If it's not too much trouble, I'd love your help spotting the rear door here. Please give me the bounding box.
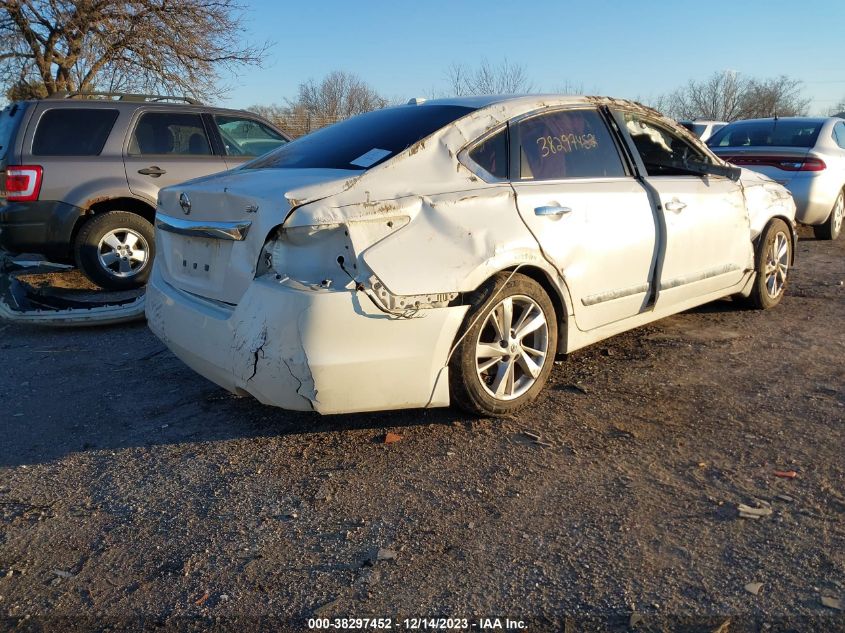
[124,110,227,205]
[509,107,659,331]
[615,111,750,308]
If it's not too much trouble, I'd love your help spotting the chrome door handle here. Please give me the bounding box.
[664,199,687,212]
[534,205,572,217]
[138,166,167,177]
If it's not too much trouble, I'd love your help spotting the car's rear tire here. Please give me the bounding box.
[813,189,843,240]
[74,211,155,290]
[450,272,558,416]
[742,218,791,310]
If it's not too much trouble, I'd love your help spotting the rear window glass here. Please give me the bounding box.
[129,112,211,155]
[468,127,508,179]
[247,105,475,171]
[33,108,118,156]
[708,120,823,148]
[0,103,26,163]
[518,109,626,180]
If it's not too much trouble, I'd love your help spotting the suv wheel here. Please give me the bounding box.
[74,211,155,290]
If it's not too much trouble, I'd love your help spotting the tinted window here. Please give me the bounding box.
[468,127,508,179]
[129,112,211,156]
[214,116,288,157]
[517,109,625,180]
[708,119,823,148]
[624,113,709,177]
[32,108,118,156]
[248,105,475,171]
[834,122,845,150]
[0,103,25,163]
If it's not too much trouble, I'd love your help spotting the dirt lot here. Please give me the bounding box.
[1,230,843,633]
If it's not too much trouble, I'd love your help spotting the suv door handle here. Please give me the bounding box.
[138,166,167,177]
[664,199,687,212]
[534,205,572,217]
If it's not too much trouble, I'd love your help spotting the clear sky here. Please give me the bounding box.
[219,0,845,114]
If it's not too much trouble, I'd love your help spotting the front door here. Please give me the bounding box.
[124,110,228,206]
[616,111,752,307]
[509,107,659,332]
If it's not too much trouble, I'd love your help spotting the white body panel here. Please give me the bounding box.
[512,177,657,331]
[146,95,797,414]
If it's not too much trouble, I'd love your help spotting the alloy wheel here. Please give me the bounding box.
[97,228,149,278]
[475,295,549,400]
[764,231,789,299]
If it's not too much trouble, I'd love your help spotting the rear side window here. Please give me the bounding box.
[833,122,845,150]
[708,120,823,148]
[32,108,118,156]
[467,127,508,179]
[517,109,626,180]
[248,105,475,171]
[129,112,212,156]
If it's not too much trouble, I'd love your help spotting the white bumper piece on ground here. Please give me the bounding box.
[146,266,469,414]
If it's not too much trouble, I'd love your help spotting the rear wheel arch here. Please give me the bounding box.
[71,197,156,248]
[465,264,571,352]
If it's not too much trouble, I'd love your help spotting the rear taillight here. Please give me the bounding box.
[724,156,826,172]
[5,165,43,201]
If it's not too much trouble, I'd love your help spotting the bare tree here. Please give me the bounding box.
[0,0,269,101]
[446,58,532,96]
[661,70,809,121]
[248,71,387,138]
[666,70,749,121]
[740,75,810,118]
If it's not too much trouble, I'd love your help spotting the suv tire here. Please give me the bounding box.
[74,211,155,290]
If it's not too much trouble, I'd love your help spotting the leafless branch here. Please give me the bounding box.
[0,0,272,101]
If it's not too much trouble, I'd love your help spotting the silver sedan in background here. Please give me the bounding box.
[708,117,845,240]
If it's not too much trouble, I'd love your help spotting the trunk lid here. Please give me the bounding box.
[711,146,812,185]
[155,167,360,304]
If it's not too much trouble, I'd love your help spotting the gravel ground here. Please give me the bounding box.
[1,229,843,633]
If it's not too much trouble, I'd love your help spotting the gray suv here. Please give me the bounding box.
[0,92,288,289]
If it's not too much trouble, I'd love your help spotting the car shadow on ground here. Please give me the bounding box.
[0,348,466,468]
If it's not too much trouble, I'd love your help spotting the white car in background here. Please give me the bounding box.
[678,119,728,142]
[708,116,845,240]
[146,96,796,416]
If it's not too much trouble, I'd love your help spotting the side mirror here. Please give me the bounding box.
[685,159,742,182]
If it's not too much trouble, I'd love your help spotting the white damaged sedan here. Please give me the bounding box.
[146,96,796,416]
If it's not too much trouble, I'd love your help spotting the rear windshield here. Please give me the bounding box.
[0,103,26,164]
[708,120,823,148]
[33,108,119,155]
[247,105,475,170]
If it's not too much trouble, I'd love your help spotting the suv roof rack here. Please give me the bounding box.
[47,91,202,105]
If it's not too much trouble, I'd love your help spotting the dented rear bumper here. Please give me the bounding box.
[146,265,468,414]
